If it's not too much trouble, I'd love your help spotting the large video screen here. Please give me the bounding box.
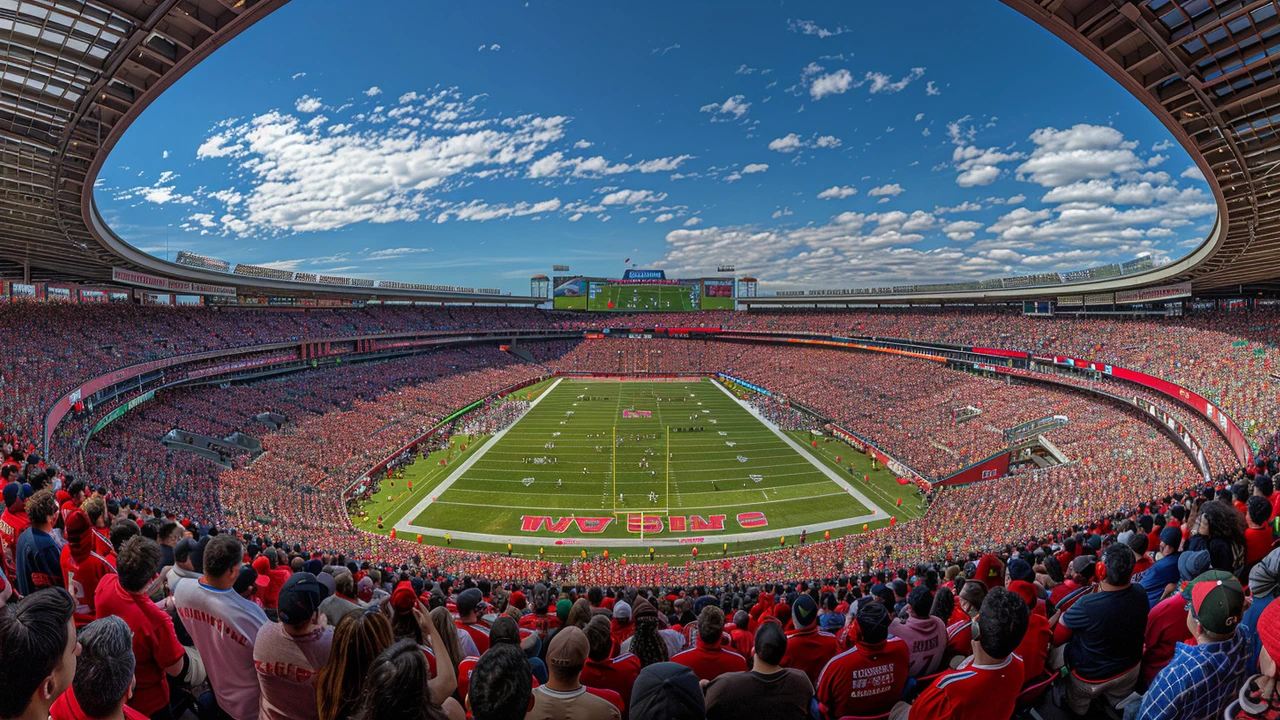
[553,271,735,311]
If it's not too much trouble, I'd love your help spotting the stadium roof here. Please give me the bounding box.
[0,0,1276,303]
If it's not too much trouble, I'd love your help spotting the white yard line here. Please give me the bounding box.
[708,378,890,520]
[393,377,564,532]
[395,376,890,547]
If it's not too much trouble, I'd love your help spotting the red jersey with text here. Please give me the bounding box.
[815,637,910,717]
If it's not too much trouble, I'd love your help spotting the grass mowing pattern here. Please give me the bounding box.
[408,378,874,541]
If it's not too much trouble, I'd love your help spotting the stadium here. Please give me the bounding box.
[1,1,1279,719]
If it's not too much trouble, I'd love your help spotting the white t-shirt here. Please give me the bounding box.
[175,580,268,720]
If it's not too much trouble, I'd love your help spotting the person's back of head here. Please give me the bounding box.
[108,520,139,554]
[116,536,161,594]
[753,621,787,666]
[975,588,1029,661]
[69,616,135,719]
[468,644,531,720]
[1249,496,1272,526]
[316,608,394,720]
[697,605,725,646]
[488,615,522,648]
[1126,532,1149,557]
[1103,543,1136,586]
[584,615,612,662]
[629,662,706,720]
[351,638,444,720]
[0,588,77,720]
[907,584,933,620]
[335,572,355,599]
[202,533,243,583]
[855,601,892,646]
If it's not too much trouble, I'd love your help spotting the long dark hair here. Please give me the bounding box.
[930,586,955,624]
[350,639,448,720]
[630,616,668,667]
[317,611,394,720]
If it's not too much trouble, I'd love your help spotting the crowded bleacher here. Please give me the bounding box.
[3,302,1280,719]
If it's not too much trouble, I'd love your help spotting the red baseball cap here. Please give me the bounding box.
[391,581,418,614]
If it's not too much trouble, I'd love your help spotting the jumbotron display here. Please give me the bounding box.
[553,270,736,311]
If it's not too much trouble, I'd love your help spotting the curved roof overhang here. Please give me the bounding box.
[749,0,1280,306]
[0,0,539,303]
[4,0,1276,306]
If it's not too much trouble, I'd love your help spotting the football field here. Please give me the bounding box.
[589,283,698,311]
[394,378,889,547]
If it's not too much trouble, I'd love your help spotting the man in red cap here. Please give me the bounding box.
[672,605,747,682]
[59,509,116,627]
[816,601,909,718]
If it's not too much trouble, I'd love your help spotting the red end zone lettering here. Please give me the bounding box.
[626,515,664,534]
[520,516,605,533]
[736,512,768,529]
[689,515,725,531]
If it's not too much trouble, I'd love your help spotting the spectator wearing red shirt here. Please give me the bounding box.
[80,496,115,560]
[816,600,909,718]
[782,593,838,685]
[727,610,754,658]
[1006,581,1052,683]
[900,587,1029,720]
[455,588,490,654]
[0,481,32,579]
[1246,496,1275,567]
[607,600,633,657]
[1140,551,1213,686]
[95,536,189,719]
[1129,534,1154,576]
[250,557,279,610]
[1049,555,1096,609]
[581,616,640,715]
[50,616,149,720]
[944,581,986,667]
[519,583,563,642]
[60,510,116,628]
[671,605,747,682]
[465,644,533,720]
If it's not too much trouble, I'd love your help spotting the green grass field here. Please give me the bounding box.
[589,284,698,311]
[370,378,924,560]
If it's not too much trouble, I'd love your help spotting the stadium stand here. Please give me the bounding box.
[4,303,1280,720]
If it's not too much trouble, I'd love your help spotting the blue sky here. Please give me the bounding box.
[97,0,1214,294]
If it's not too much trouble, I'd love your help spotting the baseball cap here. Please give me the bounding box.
[613,600,632,621]
[1,482,32,508]
[174,538,198,565]
[1008,580,1038,609]
[1159,526,1183,549]
[1259,597,1280,663]
[234,565,261,595]
[277,572,329,625]
[64,509,90,542]
[1178,550,1212,583]
[632,597,658,619]
[1181,568,1235,602]
[547,625,589,668]
[251,556,272,583]
[792,593,818,628]
[457,587,483,615]
[1188,572,1244,635]
[855,601,892,644]
[1006,558,1034,584]
[390,580,418,614]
